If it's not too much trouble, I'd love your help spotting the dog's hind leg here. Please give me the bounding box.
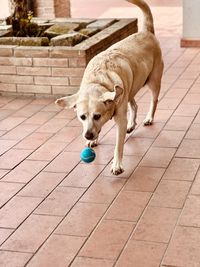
[127,98,138,133]
[143,60,164,126]
[143,85,159,126]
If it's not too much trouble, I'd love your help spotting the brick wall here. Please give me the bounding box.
[0,47,85,96]
[34,0,71,18]
[0,19,137,97]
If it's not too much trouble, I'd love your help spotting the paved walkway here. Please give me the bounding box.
[1,1,200,266]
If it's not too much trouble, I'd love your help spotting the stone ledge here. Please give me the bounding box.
[0,18,118,47]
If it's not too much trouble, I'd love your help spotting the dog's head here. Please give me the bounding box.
[55,85,123,141]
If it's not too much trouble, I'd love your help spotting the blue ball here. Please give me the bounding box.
[80,147,96,163]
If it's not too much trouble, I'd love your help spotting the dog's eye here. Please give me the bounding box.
[80,114,86,120]
[93,114,101,120]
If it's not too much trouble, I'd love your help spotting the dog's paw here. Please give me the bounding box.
[127,121,137,134]
[127,125,135,134]
[143,117,153,126]
[111,162,124,175]
[86,140,98,148]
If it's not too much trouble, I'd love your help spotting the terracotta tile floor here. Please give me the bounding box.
[1,1,200,266]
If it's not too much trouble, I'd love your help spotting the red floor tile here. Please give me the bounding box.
[0,251,32,267]
[124,137,153,156]
[80,176,126,204]
[1,214,61,253]
[0,149,33,169]
[0,196,42,228]
[0,228,13,245]
[25,111,57,125]
[134,123,164,139]
[71,257,114,267]
[79,219,134,260]
[36,118,69,133]
[124,166,165,192]
[185,123,200,139]
[158,97,181,110]
[18,172,66,198]
[174,103,199,116]
[12,104,44,118]
[0,130,7,137]
[190,169,200,195]
[34,186,85,216]
[163,157,200,181]
[30,98,53,106]
[116,240,166,267]
[0,96,16,106]
[14,132,53,150]
[1,160,47,183]
[44,151,80,173]
[162,226,200,267]
[64,135,85,152]
[164,88,187,99]
[133,206,180,243]
[183,93,200,105]
[150,180,191,208]
[1,123,39,140]
[179,195,200,228]
[154,109,173,123]
[41,102,62,112]
[54,109,76,120]
[0,169,8,179]
[153,129,185,148]
[1,98,33,110]
[55,202,108,236]
[28,141,67,161]
[176,139,200,158]
[173,79,194,89]
[105,190,151,222]
[0,181,24,207]
[49,126,82,143]
[0,139,18,155]
[26,234,85,267]
[60,164,105,188]
[0,116,26,131]
[140,147,176,168]
[164,115,193,131]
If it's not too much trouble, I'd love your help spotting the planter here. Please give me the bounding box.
[0,18,137,97]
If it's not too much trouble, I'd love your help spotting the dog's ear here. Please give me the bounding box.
[101,85,123,104]
[113,85,123,103]
[55,94,78,109]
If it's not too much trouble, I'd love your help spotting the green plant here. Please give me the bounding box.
[7,0,40,37]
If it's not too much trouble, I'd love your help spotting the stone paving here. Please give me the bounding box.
[0,0,200,266]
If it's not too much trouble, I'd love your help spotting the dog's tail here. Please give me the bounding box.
[126,0,154,34]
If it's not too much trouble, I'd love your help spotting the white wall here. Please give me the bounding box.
[183,0,200,39]
[0,0,10,19]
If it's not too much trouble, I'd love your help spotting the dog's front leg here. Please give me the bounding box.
[111,112,127,175]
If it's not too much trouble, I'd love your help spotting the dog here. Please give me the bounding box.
[55,0,164,175]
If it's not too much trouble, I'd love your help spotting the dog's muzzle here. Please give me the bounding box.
[84,130,95,140]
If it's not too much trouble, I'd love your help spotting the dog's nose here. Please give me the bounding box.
[85,131,94,140]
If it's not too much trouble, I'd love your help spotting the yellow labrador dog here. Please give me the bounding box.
[56,0,164,175]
